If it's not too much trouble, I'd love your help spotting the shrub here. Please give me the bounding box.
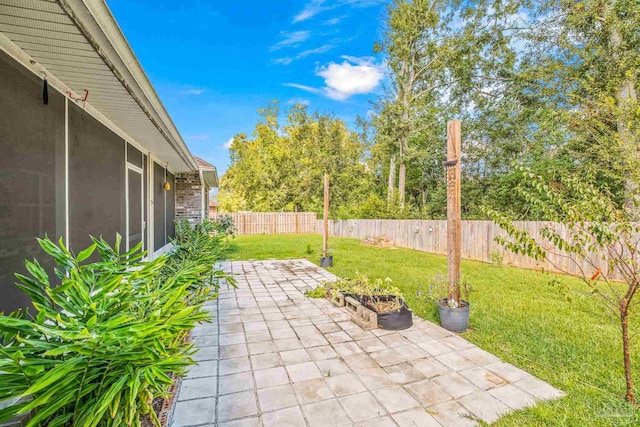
[0,231,231,426]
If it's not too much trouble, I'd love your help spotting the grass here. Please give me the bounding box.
[228,234,640,426]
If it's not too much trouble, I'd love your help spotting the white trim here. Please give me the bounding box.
[147,153,154,257]
[153,242,174,258]
[199,170,206,223]
[125,164,144,253]
[164,167,167,245]
[64,96,69,247]
[125,141,129,252]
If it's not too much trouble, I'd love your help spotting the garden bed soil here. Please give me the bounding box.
[140,397,164,427]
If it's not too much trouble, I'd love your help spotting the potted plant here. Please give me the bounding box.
[420,273,472,333]
[320,248,333,267]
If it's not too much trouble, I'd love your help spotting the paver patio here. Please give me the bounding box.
[169,259,564,427]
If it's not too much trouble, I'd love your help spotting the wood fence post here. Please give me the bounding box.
[323,173,329,257]
[446,120,462,303]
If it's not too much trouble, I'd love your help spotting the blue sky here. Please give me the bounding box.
[107,0,389,176]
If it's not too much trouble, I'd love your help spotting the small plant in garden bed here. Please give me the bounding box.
[0,225,233,426]
[323,274,412,330]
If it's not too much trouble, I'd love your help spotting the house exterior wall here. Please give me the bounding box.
[0,52,181,314]
[176,172,207,224]
[0,52,64,314]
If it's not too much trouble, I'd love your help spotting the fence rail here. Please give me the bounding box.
[217,214,625,280]
[315,219,624,280]
[214,212,317,235]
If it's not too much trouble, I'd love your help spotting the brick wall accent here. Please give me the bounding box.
[175,172,205,224]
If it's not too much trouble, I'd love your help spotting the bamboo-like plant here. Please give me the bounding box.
[0,233,225,426]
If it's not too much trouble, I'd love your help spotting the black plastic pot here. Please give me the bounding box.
[365,295,413,330]
[320,256,333,267]
[437,298,470,333]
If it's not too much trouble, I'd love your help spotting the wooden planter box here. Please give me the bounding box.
[329,291,345,308]
[344,295,378,330]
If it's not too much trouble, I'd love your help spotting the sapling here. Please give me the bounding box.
[488,167,640,404]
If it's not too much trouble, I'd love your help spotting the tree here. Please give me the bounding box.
[219,103,374,215]
[375,0,448,208]
[489,167,640,404]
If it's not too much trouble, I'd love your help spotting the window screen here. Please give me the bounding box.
[153,162,166,251]
[127,143,143,168]
[0,54,64,313]
[166,172,175,241]
[69,103,126,256]
[127,169,143,251]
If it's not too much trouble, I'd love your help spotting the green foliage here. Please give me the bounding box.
[210,214,236,238]
[0,227,233,426]
[303,286,327,299]
[417,272,472,308]
[487,166,640,403]
[328,274,404,312]
[219,103,375,216]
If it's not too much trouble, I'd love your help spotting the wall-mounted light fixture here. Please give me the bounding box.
[163,182,171,191]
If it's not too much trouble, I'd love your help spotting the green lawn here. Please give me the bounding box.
[228,234,640,426]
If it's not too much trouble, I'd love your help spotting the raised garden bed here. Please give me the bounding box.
[326,289,412,331]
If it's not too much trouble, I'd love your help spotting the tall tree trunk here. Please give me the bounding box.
[387,155,397,203]
[398,105,410,208]
[398,161,406,208]
[611,24,639,216]
[621,302,636,404]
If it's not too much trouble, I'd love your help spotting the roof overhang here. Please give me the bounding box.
[200,167,219,189]
[0,0,198,172]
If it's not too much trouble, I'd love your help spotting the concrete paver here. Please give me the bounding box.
[170,259,564,426]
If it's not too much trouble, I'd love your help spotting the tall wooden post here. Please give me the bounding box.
[323,173,329,257]
[446,120,462,304]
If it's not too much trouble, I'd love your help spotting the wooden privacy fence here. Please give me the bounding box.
[315,219,626,280]
[214,212,317,235]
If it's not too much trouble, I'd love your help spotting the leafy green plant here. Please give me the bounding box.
[418,273,472,309]
[487,167,640,404]
[303,286,327,299]
[328,274,404,313]
[0,228,233,426]
[490,250,504,266]
[304,244,314,256]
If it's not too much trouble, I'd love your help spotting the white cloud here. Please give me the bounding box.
[222,138,234,150]
[316,56,383,100]
[274,57,294,65]
[323,17,342,25]
[284,56,383,101]
[283,83,323,95]
[270,31,310,51]
[180,88,204,95]
[298,44,334,59]
[274,44,335,66]
[286,97,311,106]
[293,0,326,23]
[187,135,209,140]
